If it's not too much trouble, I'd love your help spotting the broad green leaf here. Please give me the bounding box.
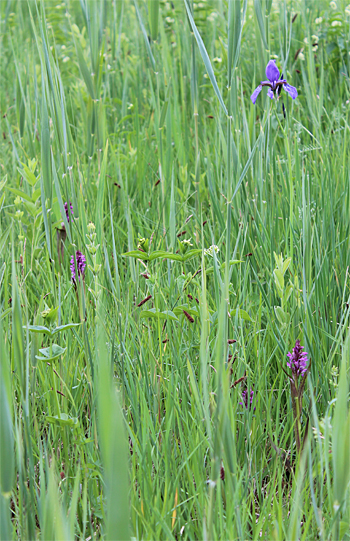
[140,309,178,321]
[282,257,292,275]
[45,413,78,428]
[339,522,350,541]
[51,323,82,336]
[274,306,287,326]
[23,325,52,336]
[18,163,38,187]
[35,344,66,362]
[182,249,202,262]
[149,251,182,262]
[230,309,253,322]
[23,201,38,217]
[122,250,149,260]
[32,188,41,202]
[173,305,198,317]
[206,260,243,275]
[284,284,293,304]
[7,187,33,203]
[273,269,284,294]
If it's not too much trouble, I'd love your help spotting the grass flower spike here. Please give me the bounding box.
[251,60,298,104]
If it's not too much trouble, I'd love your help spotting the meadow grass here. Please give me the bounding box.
[0,0,350,539]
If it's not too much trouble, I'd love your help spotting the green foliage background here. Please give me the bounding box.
[0,0,349,539]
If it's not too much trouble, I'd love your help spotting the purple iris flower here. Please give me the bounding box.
[70,250,86,282]
[251,60,298,104]
[287,340,308,377]
[64,201,74,223]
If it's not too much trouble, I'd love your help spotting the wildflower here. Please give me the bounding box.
[177,238,193,256]
[137,237,149,252]
[240,389,255,410]
[204,245,219,257]
[70,250,86,282]
[287,339,308,377]
[64,201,73,222]
[251,60,298,104]
[286,340,310,454]
[315,17,323,24]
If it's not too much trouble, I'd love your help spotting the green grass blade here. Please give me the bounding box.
[184,0,228,116]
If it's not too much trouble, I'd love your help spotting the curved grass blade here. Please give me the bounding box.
[184,0,228,116]
[134,0,155,70]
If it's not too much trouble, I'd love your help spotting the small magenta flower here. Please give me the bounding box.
[251,60,298,104]
[64,201,74,223]
[70,251,86,282]
[240,389,255,411]
[287,340,308,377]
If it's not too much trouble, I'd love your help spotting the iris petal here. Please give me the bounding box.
[283,83,298,99]
[267,88,274,99]
[251,85,262,104]
[266,60,280,83]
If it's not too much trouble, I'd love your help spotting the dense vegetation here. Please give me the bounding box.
[0,0,350,539]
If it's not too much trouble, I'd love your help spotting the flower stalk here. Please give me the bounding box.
[287,340,310,455]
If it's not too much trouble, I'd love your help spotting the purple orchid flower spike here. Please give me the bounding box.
[287,340,308,378]
[251,60,298,104]
[70,250,86,282]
